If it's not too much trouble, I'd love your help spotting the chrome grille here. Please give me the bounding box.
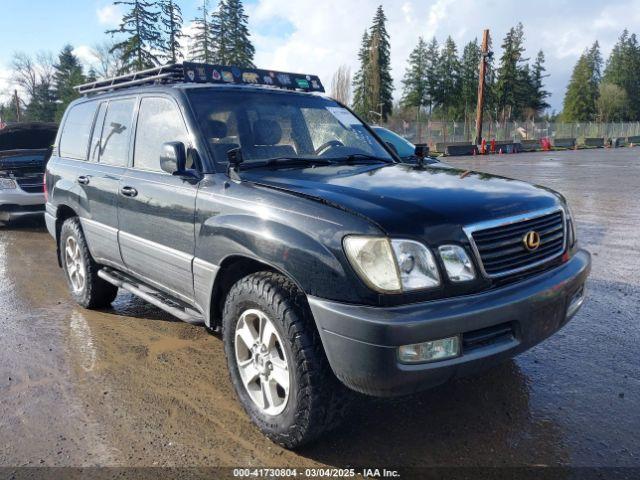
[468,209,566,278]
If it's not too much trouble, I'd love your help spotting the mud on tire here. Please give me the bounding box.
[222,271,350,449]
[59,217,118,309]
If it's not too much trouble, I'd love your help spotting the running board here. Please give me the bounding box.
[98,268,205,325]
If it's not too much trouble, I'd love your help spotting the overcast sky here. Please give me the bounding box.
[1,0,639,112]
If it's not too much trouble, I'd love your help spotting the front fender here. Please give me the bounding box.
[196,213,368,301]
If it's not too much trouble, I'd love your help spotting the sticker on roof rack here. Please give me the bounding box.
[182,62,325,93]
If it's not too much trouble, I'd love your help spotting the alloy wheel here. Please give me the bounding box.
[234,309,290,416]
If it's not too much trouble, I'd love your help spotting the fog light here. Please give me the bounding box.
[398,336,460,364]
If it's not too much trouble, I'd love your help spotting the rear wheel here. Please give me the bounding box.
[59,217,118,308]
[222,271,350,449]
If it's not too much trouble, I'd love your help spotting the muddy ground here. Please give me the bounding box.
[0,148,638,471]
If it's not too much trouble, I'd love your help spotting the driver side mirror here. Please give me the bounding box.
[414,144,429,159]
[160,141,187,175]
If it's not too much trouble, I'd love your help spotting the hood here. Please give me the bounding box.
[243,163,563,237]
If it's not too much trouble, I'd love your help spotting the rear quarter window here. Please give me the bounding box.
[59,102,98,160]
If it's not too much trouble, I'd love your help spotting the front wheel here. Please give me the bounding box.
[222,271,349,449]
[59,217,118,309]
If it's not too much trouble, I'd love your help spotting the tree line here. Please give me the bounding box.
[351,13,550,126]
[2,1,640,128]
[563,30,640,122]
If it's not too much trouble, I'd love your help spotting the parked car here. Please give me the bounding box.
[45,63,590,449]
[371,125,442,165]
[0,122,57,224]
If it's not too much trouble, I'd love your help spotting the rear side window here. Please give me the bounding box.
[59,102,98,160]
[134,97,189,171]
[99,98,136,166]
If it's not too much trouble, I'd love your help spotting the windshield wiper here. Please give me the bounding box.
[337,153,394,164]
[242,156,335,170]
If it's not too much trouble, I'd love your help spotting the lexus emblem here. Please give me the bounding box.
[523,231,541,251]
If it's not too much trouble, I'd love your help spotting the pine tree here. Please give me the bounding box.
[352,30,372,118]
[365,5,393,122]
[160,0,184,64]
[86,67,98,83]
[530,50,550,116]
[603,30,640,120]
[107,0,161,72]
[424,37,440,115]
[401,37,429,110]
[53,45,85,121]
[562,51,598,121]
[210,0,255,67]
[190,0,214,63]
[495,23,526,121]
[459,39,481,124]
[25,83,57,122]
[434,36,461,121]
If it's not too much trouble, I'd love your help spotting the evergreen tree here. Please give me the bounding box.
[52,45,85,122]
[530,50,550,115]
[434,36,460,121]
[495,23,526,121]
[459,39,481,123]
[107,0,161,72]
[603,30,640,120]
[424,37,440,115]
[352,6,393,122]
[160,0,184,64]
[25,83,57,122]
[190,0,214,63]
[86,67,98,83]
[401,37,429,110]
[562,50,598,121]
[367,5,393,122]
[211,0,255,67]
[352,30,372,118]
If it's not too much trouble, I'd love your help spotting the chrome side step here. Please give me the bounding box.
[98,268,205,325]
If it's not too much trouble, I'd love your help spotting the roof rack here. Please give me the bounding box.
[74,62,325,95]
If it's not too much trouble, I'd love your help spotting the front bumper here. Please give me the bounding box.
[0,190,45,221]
[309,249,591,397]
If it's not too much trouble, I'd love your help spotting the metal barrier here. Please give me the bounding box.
[584,137,605,147]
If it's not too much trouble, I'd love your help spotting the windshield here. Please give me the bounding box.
[187,89,393,168]
[372,127,415,158]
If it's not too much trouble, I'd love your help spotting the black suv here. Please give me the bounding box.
[45,63,590,448]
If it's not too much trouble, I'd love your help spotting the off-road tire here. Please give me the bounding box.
[59,217,118,309]
[222,271,350,449]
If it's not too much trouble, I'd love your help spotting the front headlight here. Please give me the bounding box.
[343,236,440,293]
[0,178,17,190]
[438,245,476,282]
[343,236,401,292]
[390,239,440,290]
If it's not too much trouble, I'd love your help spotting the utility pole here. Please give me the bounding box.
[13,90,21,122]
[474,29,490,146]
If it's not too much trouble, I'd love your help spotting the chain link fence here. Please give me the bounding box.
[382,118,640,145]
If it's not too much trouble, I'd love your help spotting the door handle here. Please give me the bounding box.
[77,175,90,185]
[120,186,138,197]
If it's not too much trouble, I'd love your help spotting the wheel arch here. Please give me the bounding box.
[208,254,306,331]
[54,204,80,267]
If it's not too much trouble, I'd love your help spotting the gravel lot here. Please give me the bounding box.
[0,148,638,474]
